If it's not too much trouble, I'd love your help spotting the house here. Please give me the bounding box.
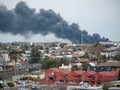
[40,68,70,84]
[90,61,120,72]
[40,67,119,86]
[101,47,118,58]
[0,50,10,61]
[82,71,101,86]
[100,41,120,48]
[99,71,118,84]
[98,61,120,72]
[40,68,61,84]
[7,62,21,70]
[59,63,72,71]
[56,69,70,84]
[68,70,85,85]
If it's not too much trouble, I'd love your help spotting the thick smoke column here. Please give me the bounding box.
[0,1,108,43]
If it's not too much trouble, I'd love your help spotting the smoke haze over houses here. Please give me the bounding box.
[0,0,120,43]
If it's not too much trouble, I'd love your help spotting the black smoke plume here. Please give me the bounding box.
[0,1,109,43]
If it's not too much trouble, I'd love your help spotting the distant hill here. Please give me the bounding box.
[0,1,109,43]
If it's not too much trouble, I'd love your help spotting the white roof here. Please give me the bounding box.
[89,62,96,66]
[59,64,72,69]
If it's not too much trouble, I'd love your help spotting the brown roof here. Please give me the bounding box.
[98,61,120,67]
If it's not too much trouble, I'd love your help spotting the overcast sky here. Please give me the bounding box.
[0,0,120,42]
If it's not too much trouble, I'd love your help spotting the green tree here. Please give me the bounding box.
[0,83,3,89]
[47,59,59,68]
[40,59,47,69]
[81,52,89,58]
[71,65,79,71]
[45,47,49,53]
[114,54,120,61]
[0,77,2,80]
[20,76,32,80]
[20,44,29,53]
[9,50,21,61]
[9,50,21,75]
[59,43,67,48]
[7,82,15,90]
[31,45,41,63]
[102,84,108,90]
[59,58,69,65]
[40,59,60,69]
[118,71,120,80]
[39,46,44,50]
[82,63,90,71]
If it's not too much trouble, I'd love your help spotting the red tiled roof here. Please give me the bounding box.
[99,71,117,76]
[74,70,85,75]
[85,71,96,75]
[49,68,60,72]
[59,70,70,74]
[68,76,76,81]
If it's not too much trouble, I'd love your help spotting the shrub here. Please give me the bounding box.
[102,84,108,90]
[7,82,15,87]
[118,71,120,80]
[0,83,3,89]
[20,76,32,80]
